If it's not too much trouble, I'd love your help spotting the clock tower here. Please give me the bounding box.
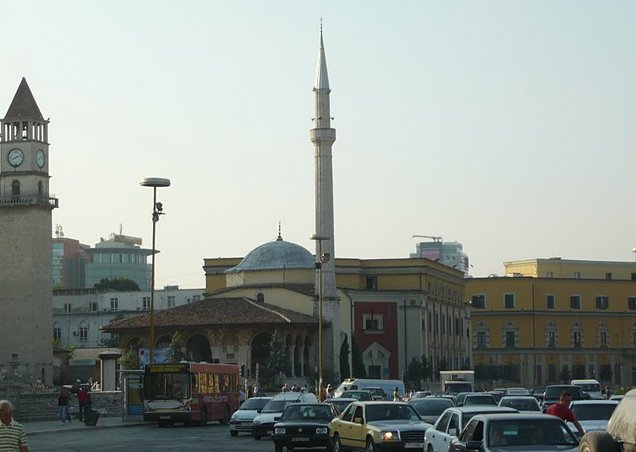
[0,78,58,384]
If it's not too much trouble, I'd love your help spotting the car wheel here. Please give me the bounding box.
[199,408,207,426]
[579,431,619,452]
[332,434,342,452]
[230,430,238,437]
[274,442,283,452]
[254,435,261,440]
[365,436,376,452]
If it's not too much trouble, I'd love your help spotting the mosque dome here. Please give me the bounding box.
[226,235,315,273]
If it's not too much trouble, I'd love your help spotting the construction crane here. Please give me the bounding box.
[412,234,442,243]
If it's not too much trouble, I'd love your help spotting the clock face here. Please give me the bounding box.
[36,149,46,168]
[8,148,24,167]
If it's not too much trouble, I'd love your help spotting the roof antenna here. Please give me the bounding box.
[277,221,283,241]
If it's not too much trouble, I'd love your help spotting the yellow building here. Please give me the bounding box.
[467,258,636,389]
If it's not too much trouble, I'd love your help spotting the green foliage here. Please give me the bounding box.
[351,335,366,378]
[99,334,119,348]
[267,330,290,375]
[118,349,141,369]
[438,357,449,372]
[339,334,351,379]
[94,277,140,291]
[421,355,433,381]
[405,357,423,390]
[168,331,186,362]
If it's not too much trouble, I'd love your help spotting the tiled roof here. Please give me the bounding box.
[5,77,44,120]
[102,297,318,332]
[206,283,315,298]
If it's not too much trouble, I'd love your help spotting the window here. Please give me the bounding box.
[631,273,636,281]
[110,298,118,311]
[11,180,20,196]
[64,303,72,314]
[167,296,175,308]
[471,294,485,309]
[545,321,558,348]
[363,313,383,331]
[366,276,378,290]
[574,272,581,279]
[53,327,61,341]
[505,331,516,348]
[38,181,43,195]
[79,325,88,342]
[605,272,613,280]
[599,331,608,349]
[90,302,98,312]
[477,331,486,348]
[143,297,150,310]
[629,297,636,311]
[570,295,581,310]
[192,295,201,302]
[548,331,556,348]
[596,296,609,310]
[547,271,554,278]
[546,294,555,309]
[504,293,515,309]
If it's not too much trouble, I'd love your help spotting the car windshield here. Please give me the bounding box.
[347,391,371,401]
[576,383,601,393]
[545,386,582,399]
[487,419,578,447]
[499,398,540,411]
[463,395,496,406]
[365,404,421,422]
[409,399,453,416]
[239,398,269,411]
[282,405,334,421]
[571,403,617,421]
[262,400,292,413]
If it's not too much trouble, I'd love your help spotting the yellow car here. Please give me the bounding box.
[328,401,432,451]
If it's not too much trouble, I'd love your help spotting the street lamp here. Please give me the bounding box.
[310,233,330,401]
[140,177,171,365]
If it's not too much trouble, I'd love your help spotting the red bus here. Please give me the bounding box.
[143,362,240,426]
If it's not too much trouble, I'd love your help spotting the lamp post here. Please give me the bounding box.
[310,233,329,401]
[140,177,170,365]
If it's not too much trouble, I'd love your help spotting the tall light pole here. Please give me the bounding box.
[140,177,170,365]
[310,233,329,400]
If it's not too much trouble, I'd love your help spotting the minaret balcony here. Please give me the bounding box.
[0,194,58,208]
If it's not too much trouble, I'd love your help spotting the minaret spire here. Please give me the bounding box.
[310,25,340,378]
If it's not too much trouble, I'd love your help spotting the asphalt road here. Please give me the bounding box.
[27,423,300,452]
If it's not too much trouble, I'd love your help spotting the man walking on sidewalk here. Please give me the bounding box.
[0,400,29,452]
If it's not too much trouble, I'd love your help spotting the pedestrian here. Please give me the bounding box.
[545,391,584,436]
[57,386,72,425]
[604,386,611,400]
[393,387,400,401]
[247,385,253,399]
[0,400,29,452]
[78,386,91,422]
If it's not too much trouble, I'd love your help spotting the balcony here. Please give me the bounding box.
[0,194,58,208]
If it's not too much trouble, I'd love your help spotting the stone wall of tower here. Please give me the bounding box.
[0,207,53,384]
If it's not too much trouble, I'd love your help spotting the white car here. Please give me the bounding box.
[568,399,618,435]
[498,396,541,413]
[424,405,518,452]
[229,396,272,436]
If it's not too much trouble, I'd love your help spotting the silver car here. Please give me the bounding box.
[567,399,618,435]
[229,396,272,436]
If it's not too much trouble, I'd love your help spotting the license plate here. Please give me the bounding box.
[159,416,171,420]
[292,437,310,442]
[405,443,424,448]
[241,422,251,426]
[267,430,273,435]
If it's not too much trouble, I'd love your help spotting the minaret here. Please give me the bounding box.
[310,28,341,377]
[0,78,58,384]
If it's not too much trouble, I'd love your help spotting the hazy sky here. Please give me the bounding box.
[2,1,635,289]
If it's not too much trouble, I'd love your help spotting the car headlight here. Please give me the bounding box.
[274,427,286,435]
[316,427,328,434]
[381,431,399,441]
[253,420,261,425]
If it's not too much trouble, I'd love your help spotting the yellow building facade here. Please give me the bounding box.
[467,259,636,389]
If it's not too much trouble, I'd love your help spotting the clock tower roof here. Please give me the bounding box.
[4,77,44,120]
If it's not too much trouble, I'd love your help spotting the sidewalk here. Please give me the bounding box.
[22,416,147,436]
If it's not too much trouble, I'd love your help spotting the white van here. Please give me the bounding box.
[333,378,405,400]
[571,379,603,400]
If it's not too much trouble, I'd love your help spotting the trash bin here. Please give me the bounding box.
[84,409,100,426]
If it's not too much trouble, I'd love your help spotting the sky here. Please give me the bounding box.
[1,1,635,289]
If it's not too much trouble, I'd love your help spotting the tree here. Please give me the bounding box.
[118,349,140,369]
[405,357,423,390]
[339,334,351,379]
[94,277,140,291]
[421,355,433,381]
[351,335,366,378]
[99,333,119,348]
[168,331,186,362]
[267,330,290,376]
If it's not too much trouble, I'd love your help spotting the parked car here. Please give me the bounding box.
[229,396,272,436]
[541,384,584,411]
[462,393,497,407]
[424,406,518,452]
[329,401,431,451]
[448,413,579,451]
[498,395,541,413]
[252,391,318,440]
[271,403,338,452]
[578,389,636,452]
[567,400,618,435]
[408,397,455,424]
[324,397,356,414]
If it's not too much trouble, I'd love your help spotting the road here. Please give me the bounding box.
[27,423,307,452]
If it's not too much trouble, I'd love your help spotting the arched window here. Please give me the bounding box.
[11,180,20,196]
[502,321,518,348]
[256,292,265,303]
[474,321,490,349]
[597,323,609,349]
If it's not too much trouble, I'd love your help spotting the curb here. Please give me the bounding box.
[27,421,147,436]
